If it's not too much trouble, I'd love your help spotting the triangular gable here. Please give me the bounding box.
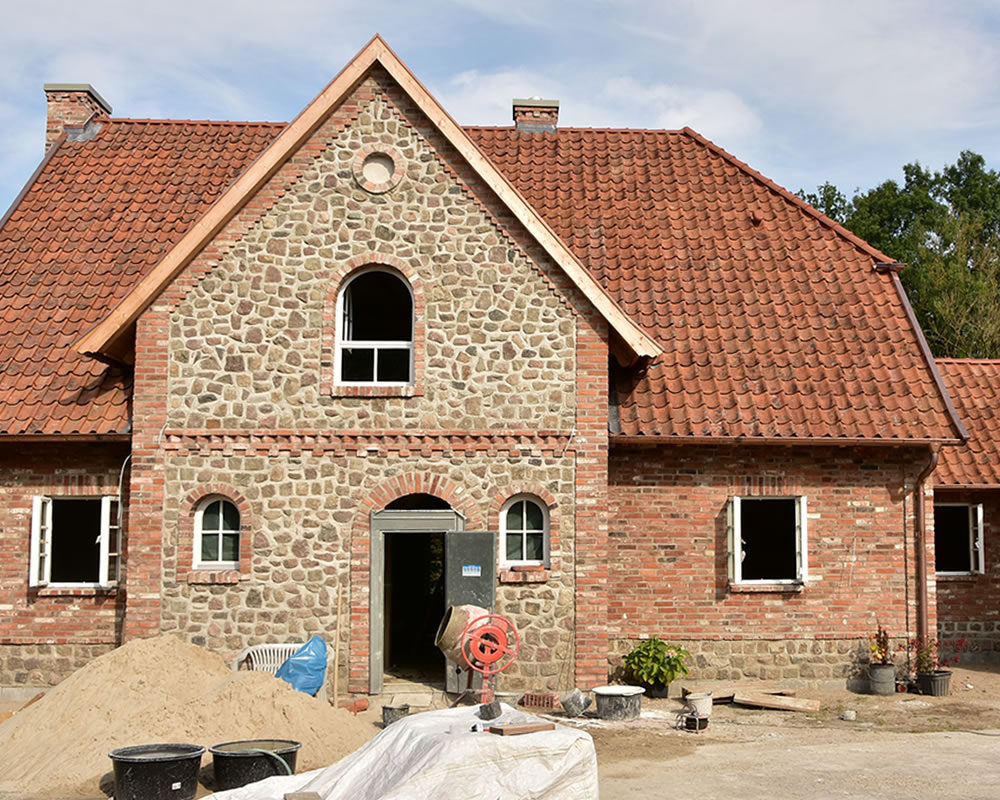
[74,35,661,365]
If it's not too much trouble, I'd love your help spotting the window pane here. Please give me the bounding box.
[506,534,523,561]
[935,505,972,572]
[201,533,219,562]
[203,500,220,532]
[221,501,240,532]
[344,272,412,341]
[377,348,410,383]
[49,499,102,583]
[526,533,544,561]
[507,502,523,531]
[341,348,375,382]
[525,501,544,531]
[221,533,240,563]
[739,498,797,580]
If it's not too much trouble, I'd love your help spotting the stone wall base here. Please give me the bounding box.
[610,637,867,685]
[0,643,117,688]
[938,621,1000,663]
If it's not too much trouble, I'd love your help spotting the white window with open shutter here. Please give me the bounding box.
[29,496,120,588]
[974,503,985,574]
[728,495,808,585]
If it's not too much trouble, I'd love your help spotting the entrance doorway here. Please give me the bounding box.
[383,530,445,681]
[369,503,464,694]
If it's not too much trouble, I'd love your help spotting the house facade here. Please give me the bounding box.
[0,37,990,694]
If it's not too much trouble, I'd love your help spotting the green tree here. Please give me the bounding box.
[798,151,1000,358]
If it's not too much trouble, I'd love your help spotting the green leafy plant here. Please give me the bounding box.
[622,638,690,689]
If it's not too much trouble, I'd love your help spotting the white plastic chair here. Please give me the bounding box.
[232,642,328,701]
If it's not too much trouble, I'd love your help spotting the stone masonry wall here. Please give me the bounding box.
[608,443,932,683]
[0,442,127,685]
[934,489,1000,662]
[124,69,605,693]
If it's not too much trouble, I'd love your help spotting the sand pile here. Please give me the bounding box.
[0,635,375,798]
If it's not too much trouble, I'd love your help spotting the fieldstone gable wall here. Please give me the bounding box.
[131,68,602,693]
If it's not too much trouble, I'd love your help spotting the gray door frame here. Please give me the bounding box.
[369,509,465,694]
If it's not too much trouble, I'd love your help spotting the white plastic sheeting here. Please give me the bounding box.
[205,704,599,800]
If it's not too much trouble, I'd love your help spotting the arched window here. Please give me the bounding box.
[501,495,549,566]
[195,498,240,568]
[336,269,413,385]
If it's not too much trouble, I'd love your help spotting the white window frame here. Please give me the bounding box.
[500,495,550,568]
[193,497,241,570]
[29,496,120,588]
[935,503,985,576]
[335,267,414,387]
[727,495,808,585]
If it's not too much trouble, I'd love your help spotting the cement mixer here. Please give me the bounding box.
[435,604,520,702]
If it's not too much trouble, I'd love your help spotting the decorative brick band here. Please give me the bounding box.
[161,429,573,458]
[177,484,253,584]
[320,254,426,398]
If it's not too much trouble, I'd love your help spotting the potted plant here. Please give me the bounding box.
[622,637,690,698]
[867,625,896,695]
[907,637,965,696]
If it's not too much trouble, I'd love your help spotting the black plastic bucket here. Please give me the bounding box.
[108,743,205,800]
[210,738,301,791]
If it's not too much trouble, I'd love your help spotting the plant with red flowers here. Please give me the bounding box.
[907,636,967,674]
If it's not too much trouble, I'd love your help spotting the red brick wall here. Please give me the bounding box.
[0,442,127,683]
[934,488,1000,660]
[608,443,930,676]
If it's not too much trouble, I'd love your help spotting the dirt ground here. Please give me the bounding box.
[3,664,1000,799]
[585,663,1000,799]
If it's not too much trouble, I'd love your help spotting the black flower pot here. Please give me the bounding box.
[916,670,952,696]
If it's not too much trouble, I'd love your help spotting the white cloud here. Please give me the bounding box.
[601,77,761,141]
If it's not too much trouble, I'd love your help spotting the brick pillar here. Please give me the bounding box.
[122,309,169,640]
[573,312,611,689]
[43,84,111,151]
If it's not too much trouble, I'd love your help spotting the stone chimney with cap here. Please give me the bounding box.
[43,84,112,152]
[512,97,559,133]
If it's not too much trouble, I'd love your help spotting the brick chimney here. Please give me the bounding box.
[43,84,112,151]
[513,98,559,133]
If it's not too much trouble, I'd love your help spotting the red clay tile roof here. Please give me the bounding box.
[467,126,962,442]
[935,360,1000,486]
[1,115,963,442]
[0,118,282,434]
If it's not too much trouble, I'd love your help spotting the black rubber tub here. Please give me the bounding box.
[210,738,301,791]
[108,743,205,800]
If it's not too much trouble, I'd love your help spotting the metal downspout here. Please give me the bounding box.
[915,449,939,641]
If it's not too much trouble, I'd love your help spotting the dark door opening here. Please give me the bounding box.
[384,531,445,681]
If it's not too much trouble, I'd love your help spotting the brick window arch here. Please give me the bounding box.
[179,485,252,584]
[322,254,425,398]
[491,484,559,582]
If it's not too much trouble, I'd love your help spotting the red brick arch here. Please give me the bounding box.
[347,472,485,693]
[490,483,561,572]
[178,484,253,584]
[321,254,426,397]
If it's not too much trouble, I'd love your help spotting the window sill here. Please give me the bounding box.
[729,582,804,594]
[499,568,551,584]
[185,570,245,585]
[936,572,980,580]
[34,586,118,597]
[331,385,423,398]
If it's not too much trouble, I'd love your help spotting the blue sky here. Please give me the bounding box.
[2,0,1000,214]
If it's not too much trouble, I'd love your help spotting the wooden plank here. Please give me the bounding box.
[488,722,556,736]
[681,684,796,704]
[733,692,820,713]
